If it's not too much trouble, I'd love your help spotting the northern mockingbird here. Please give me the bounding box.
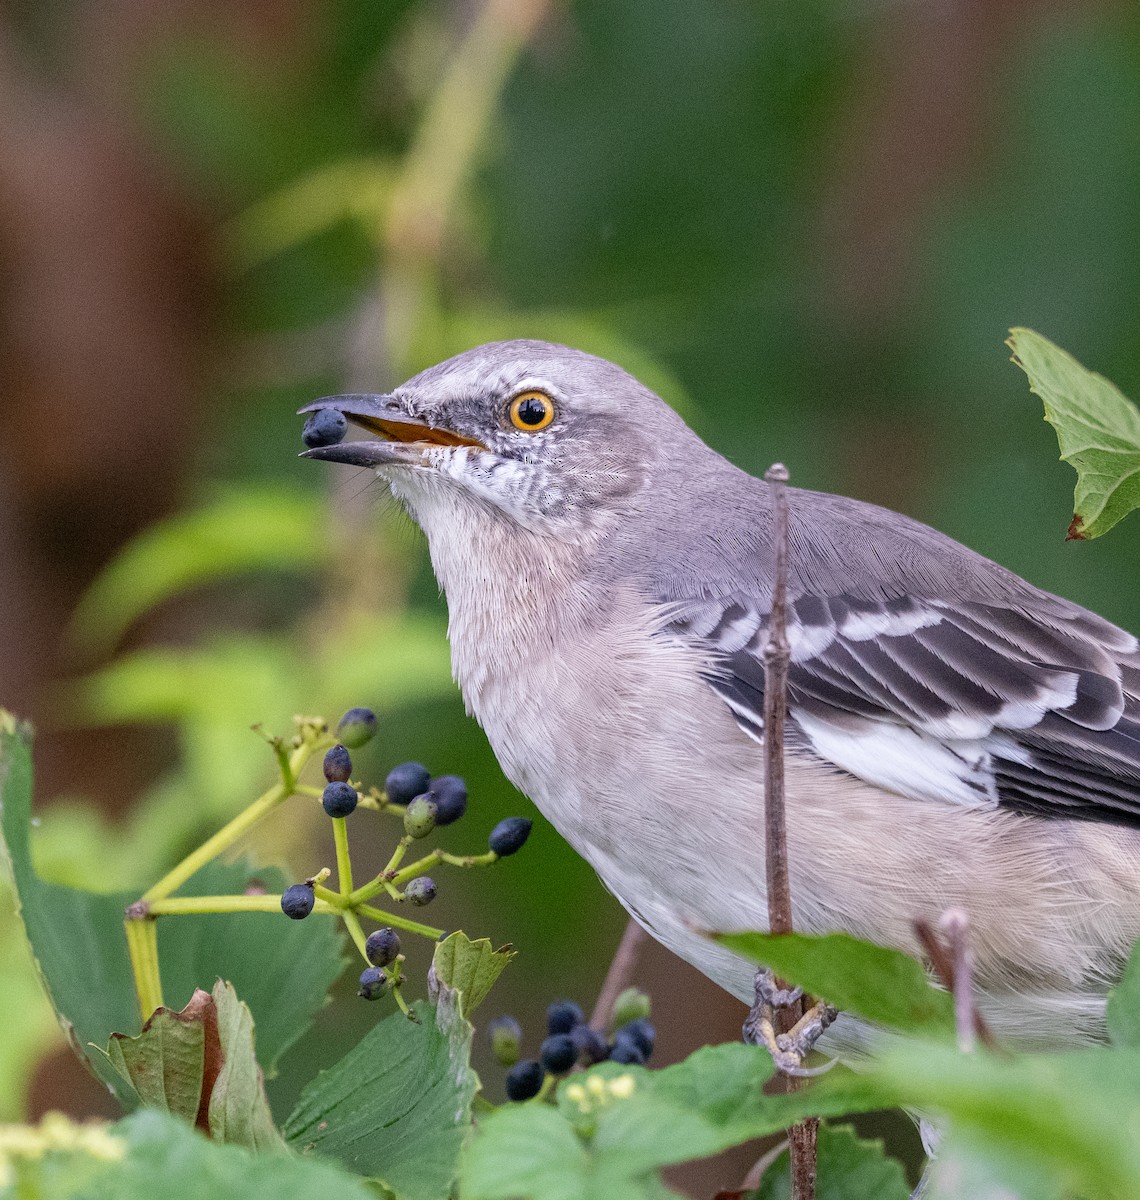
[301,340,1140,1052]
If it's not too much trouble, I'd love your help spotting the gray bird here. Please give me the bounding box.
[301,339,1140,1053]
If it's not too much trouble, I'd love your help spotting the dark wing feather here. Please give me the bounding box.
[665,590,1140,827]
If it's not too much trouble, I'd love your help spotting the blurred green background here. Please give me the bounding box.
[1,0,1139,1190]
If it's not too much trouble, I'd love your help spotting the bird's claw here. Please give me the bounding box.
[743,968,838,1075]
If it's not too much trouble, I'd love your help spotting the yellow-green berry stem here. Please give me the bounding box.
[146,894,341,917]
[342,909,370,962]
[313,883,347,909]
[356,902,444,940]
[124,915,163,1019]
[139,738,324,905]
[333,817,353,895]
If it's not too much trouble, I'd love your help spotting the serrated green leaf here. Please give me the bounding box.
[0,713,344,1101]
[101,981,283,1151]
[714,930,954,1035]
[4,1108,376,1200]
[284,991,478,1200]
[1008,327,1140,539]
[66,487,330,658]
[461,1043,888,1200]
[432,932,515,1016]
[754,1123,910,1200]
[207,981,284,1150]
[1107,938,1140,1048]
[104,991,211,1122]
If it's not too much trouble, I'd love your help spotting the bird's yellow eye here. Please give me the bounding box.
[509,390,555,431]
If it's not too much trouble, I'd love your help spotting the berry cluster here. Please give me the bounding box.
[124,705,535,1024]
[490,988,656,1102]
[273,706,534,1010]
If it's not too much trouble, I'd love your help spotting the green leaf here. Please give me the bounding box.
[868,1041,1140,1199]
[432,932,515,1017]
[754,1123,910,1200]
[66,487,330,658]
[460,1104,597,1200]
[104,991,211,1121]
[1107,938,1140,1048]
[1008,327,1140,539]
[284,991,479,1200]
[461,1043,888,1200]
[924,1132,1064,1200]
[102,982,283,1150]
[0,714,344,1100]
[5,1108,376,1200]
[207,981,283,1149]
[714,930,954,1035]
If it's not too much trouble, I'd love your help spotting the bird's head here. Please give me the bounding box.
[299,340,690,541]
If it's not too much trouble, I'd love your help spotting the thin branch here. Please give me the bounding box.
[762,463,793,939]
[913,912,998,1052]
[761,463,817,1200]
[589,917,649,1032]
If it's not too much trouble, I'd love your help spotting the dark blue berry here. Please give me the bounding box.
[489,817,532,857]
[322,781,358,817]
[488,1015,523,1067]
[336,707,377,749]
[358,966,389,1000]
[609,1031,647,1065]
[546,1000,584,1036]
[404,795,438,839]
[429,775,467,825]
[385,762,431,806]
[280,883,314,919]
[504,1059,544,1102]
[365,927,400,967]
[540,1033,578,1075]
[571,1023,609,1065]
[620,1018,655,1059]
[323,744,352,783]
[405,877,437,906]
[302,409,347,449]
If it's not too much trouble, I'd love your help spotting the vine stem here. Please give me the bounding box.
[342,908,369,961]
[146,894,341,916]
[139,737,323,905]
[124,917,163,1017]
[356,902,444,941]
[762,464,818,1200]
[125,732,328,1020]
[333,817,354,895]
[589,918,649,1033]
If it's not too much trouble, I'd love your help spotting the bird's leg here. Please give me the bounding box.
[743,968,838,1075]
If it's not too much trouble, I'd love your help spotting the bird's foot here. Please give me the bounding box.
[743,968,838,1076]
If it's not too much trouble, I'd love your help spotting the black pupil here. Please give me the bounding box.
[517,396,548,426]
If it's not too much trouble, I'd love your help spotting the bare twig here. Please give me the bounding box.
[913,911,997,1052]
[939,908,976,1053]
[589,917,649,1032]
[762,463,793,941]
[760,463,818,1200]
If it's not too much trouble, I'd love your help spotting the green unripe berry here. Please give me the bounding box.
[403,795,438,839]
[612,986,652,1029]
[488,1014,523,1067]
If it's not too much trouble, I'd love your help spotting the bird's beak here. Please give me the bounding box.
[297,393,484,468]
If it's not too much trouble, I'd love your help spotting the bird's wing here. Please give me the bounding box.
[664,589,1140,825]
